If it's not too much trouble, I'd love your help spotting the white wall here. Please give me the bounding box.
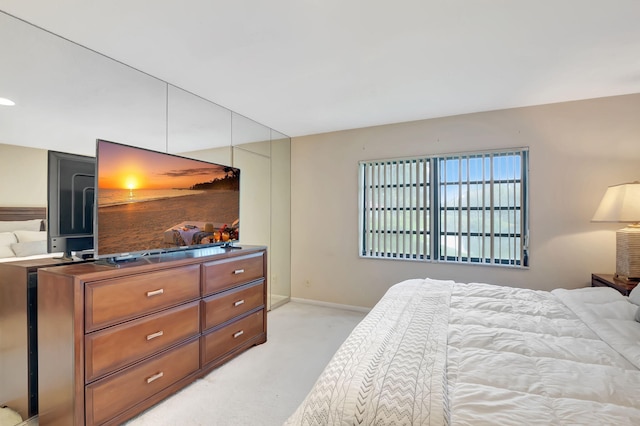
[0,143,48,206]
[291,93,640,308]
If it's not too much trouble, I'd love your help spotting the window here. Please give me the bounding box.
[359,148,529,267]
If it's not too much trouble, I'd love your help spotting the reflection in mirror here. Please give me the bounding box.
[0,12,167,157]
[0,12,293,304]
[270,130,292,308]
[234,145,271,256]
[0,143,48,206]
[231,111,273,306]
[231,112,270,156]
[167,85,232,155]
[178,145,233,168]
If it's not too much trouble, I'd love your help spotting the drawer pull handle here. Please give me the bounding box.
[233,330,244,338]
[146,371,164,384]
[234,299,245,307]
[146,330,164,340]
[233,269,245,275]
[146,289,164,297]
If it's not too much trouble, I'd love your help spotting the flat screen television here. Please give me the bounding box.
[94,139,240,261]
[47,150,96,260]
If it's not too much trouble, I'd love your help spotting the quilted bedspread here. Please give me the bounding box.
[285,279,640,425]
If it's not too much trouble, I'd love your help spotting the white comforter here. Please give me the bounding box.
[285,279,640,425]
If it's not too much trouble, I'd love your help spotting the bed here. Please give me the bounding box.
[285,278,640,425]
[0,207,60,262]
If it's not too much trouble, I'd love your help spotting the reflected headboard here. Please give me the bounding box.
[0,207,46,230]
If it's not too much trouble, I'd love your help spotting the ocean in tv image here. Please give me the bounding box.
[96,140,240,258]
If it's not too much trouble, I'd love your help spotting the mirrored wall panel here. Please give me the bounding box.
[0,12,167,157]
[232,111,271,156]
[270,130,292,308]
[1,16,292,423]
[167,84,232,154]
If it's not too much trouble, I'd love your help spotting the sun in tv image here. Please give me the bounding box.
[96,140,239,257]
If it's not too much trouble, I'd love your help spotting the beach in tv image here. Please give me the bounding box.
[96,140,239,258]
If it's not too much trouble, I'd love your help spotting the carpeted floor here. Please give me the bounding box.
[123,301,367,426]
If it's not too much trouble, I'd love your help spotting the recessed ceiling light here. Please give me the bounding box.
[0,97,16,106]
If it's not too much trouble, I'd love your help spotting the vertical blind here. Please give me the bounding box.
[359,148,529,267]
[360,158,430,260]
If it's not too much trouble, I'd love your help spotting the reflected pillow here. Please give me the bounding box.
[11,240,47,257]
[14,230,46,242]
[0,232,17,258]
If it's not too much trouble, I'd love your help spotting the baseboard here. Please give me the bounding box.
[290,297,371,313]
[269,296,291,311]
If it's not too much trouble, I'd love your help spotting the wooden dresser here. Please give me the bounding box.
[37,246,267,426]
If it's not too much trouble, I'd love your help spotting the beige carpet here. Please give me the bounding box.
[124,301,367,426]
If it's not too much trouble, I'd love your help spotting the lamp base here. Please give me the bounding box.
[616,224,640,282]
[613,273,640,283]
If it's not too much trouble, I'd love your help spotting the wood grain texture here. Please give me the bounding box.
[38,246,267,425]
[0,207,46,221]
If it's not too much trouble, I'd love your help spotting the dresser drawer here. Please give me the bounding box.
[202,280,264,331]
[85,339,199,426]
[85,264,200,331]
[202,310,264,366]
[202,252,264,296]
[85,301,200,382]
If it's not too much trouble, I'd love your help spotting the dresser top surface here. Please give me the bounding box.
[38,245,266,279]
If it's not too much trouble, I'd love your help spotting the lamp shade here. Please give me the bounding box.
[591,181,640,223]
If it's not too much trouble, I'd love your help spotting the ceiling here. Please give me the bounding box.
[1,0,640,138]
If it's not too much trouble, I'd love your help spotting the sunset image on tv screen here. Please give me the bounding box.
[96,140,240,258]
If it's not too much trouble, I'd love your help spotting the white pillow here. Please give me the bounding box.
[0,232,18,258]
[629,284,640,306]
[0,407,22,425]
[11,240,48,257]
[0,219,43,232]
[14,230,47,243]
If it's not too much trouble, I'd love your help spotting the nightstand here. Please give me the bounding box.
[591,273,638,296]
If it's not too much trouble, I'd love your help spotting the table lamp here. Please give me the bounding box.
[592,181,640,282]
